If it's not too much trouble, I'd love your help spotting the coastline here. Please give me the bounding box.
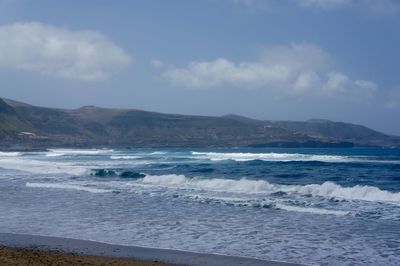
[0,233,301,266]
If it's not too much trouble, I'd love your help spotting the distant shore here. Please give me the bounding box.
[0,233,300,266]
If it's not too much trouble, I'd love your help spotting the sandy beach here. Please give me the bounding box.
[0,246,169,266]
[0,233,299,266]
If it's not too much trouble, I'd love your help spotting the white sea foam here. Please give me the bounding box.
[0,157,88,175]
[186,194,348,216]
[274,203,350,216]
[26,182,111,193]
[191,151,400,164]
[46,149,114,157]
[191,151,352,162]
[45,152,66,157]
[142,174,276,192]
[139,174,400,203]
[110,155,139,160]
[289,182,400,203]
[0,151,22,157]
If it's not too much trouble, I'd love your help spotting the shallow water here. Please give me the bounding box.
[0,147,399,265]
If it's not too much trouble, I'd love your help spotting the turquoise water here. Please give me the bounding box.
[0,148,399,265]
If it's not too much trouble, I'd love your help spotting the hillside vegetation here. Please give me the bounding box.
[1,98,399,149]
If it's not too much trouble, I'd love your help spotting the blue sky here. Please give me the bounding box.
[0,0,399,134]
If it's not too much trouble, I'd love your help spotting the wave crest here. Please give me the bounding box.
[293,182,400,202]
[0,151,22,157]
[191,151,351,162]
[140,174,400,203]
[46,149,114,157]
[0,157,88,175]
[110,155,138,160]
[26,182,111,193]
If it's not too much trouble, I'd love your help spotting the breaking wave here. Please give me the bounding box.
[139,174,400,203]
[0,151,22,157]
[274,203,350,216]
[0,157,88,175]
[185,194,349,216]
[46,149,114,157]
[110,155,139,160]
[26,182,111,193]
[191,151,351,162]
[191,151,389,163]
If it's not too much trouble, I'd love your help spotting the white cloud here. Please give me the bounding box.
[0,22,131,81]
[161,42,378,99]
[164,58,292,89]
[323,72,377,97]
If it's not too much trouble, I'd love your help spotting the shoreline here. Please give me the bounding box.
[0,233,301,266]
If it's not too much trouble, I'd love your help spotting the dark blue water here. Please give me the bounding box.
[0,148,399,265]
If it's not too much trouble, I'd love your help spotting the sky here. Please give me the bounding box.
[0,0,399,135]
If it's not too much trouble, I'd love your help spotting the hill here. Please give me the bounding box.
[1,97,399,149]
[224,115,400,148]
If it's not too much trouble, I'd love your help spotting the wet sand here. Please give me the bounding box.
[0,233,301,266]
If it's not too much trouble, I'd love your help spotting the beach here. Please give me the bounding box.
[0,233,297,266]
[0,246,168,266]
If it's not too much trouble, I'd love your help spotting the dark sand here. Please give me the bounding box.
[0,233,301,266]
[0,246,169,266]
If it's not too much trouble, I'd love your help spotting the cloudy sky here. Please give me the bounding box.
[0,0,399,134]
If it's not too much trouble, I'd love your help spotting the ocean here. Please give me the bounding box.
[0,147,399,265]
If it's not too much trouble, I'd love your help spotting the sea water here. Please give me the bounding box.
[0,148,399,265]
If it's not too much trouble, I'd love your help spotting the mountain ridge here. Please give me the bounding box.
[1,97,399,149]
